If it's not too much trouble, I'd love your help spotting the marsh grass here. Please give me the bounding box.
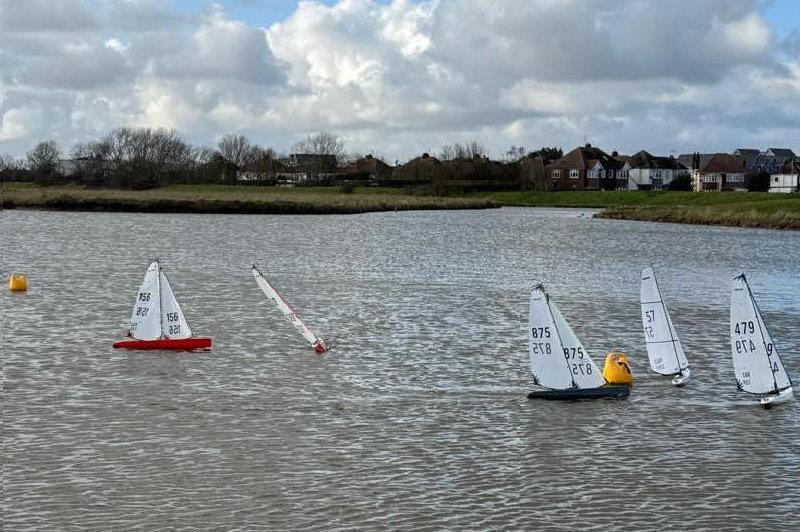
[1,184,496,214]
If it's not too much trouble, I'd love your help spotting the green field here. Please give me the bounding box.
[476,190,800,229]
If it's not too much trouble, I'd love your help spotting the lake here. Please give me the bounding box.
[3,207,799,530]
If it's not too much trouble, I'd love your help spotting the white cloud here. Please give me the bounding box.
[0,0,798,159]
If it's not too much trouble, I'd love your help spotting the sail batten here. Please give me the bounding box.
[730,274,792,395]
[640,267,688,376]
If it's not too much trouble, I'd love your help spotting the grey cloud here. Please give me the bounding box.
[0,0,97,32]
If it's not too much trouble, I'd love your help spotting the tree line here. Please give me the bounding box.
[0,128,349,189]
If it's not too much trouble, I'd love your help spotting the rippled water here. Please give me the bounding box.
[3,207,799,530]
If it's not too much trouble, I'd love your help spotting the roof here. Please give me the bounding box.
[677,153,715,170]
[626,150,683,170]
[733,149,760,169]
[765,148,797,161]
[546,145,619,170]
[701,153,746,173]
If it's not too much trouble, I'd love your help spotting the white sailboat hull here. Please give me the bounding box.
[671,368,691,386]
[760,387,794,407]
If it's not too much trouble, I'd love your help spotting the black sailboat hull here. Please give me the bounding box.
[528,385,630,400]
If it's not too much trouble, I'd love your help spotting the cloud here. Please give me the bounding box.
[0,0,797,160]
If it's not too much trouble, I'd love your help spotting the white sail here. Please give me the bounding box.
[251,266,321,347]
[529,285,572,389]
[640,267,689,375]
[129,261,161,340]
[730,274,792,394]
[159,269,192,339]
[550,300,605,388]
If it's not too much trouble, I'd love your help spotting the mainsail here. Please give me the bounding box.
[640,267,689,375]
[529,284,604,389]
[128,260,192,341]
[251,265,324,350]
[730,274,792,395]
[129,261,161,340]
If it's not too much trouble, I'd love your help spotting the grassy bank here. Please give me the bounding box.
[1,183,497,215]
[479,190,800,230]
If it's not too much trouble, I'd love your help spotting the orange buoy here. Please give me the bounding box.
[8,273,28,292]
[603,352,633,385]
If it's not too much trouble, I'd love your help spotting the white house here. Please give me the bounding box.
[622,150,688,190]
[769,174,799,193]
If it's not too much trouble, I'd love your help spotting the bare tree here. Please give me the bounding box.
[0,154,21,173]
[504,145,526,162]
[217,133,261,168]
[26,140,61,182]
[439,140,486,161]
[293,131,346,162]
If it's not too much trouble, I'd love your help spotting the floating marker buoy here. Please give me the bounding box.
[8,273,28,292]
[603,352,633,385]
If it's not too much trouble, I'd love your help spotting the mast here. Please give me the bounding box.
[157,260,165,339]
[651,267,683,373]
[544,290,578,389]
[744,275,781,393]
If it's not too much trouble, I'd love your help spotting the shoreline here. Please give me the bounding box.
[594,206,800,230]
[1,185,497,215]
[3,185,799,229]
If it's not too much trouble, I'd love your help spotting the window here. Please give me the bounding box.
[552,169,561,178]
[569,169,579,179]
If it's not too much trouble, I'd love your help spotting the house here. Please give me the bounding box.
[342,154,392,181]
[756,148,797,174]
[622,150,688,190]
[769,174,799,193]
[544,144,625,190]
[733,148,761,177]
[769,159,800,193]
[389,153,449,184]
[236,157,287,182]
[679,153,747,191]
[287,153,339,175]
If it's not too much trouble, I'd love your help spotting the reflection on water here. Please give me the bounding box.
[3,207,799,529]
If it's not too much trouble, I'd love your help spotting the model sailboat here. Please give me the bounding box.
[113,260,211,350]
[640,267,690,385]
[730,273,793,407]
[527,284,629,400]
[251,265,327,353]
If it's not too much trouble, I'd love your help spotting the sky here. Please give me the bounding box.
[1,0,799,161]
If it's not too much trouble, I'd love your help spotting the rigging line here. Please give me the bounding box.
[544,291,578,389]
[651,267,684,371]
[745,278,784,392]
[645,339,681,345]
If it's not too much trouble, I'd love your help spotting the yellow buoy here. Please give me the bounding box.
[8,273,28,292]
[603,352,633,385]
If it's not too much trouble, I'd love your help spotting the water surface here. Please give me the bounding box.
[3,207,799,529]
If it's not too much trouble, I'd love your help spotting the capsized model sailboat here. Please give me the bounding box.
[113,260,211,350]
[251,265,327,354]
[527,284,629,400]
[730,273,793,407]
[640,267,690,386]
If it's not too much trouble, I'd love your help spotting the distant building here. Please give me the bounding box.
[769,174,799,193]
[390,153,449,183]
[756,148,797,174]
[622,150,688,190]
[545,144,625,190]
[342,154,393,181]
[679,153,746,191]
[237,157,287,181]
[733,148,761,176]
